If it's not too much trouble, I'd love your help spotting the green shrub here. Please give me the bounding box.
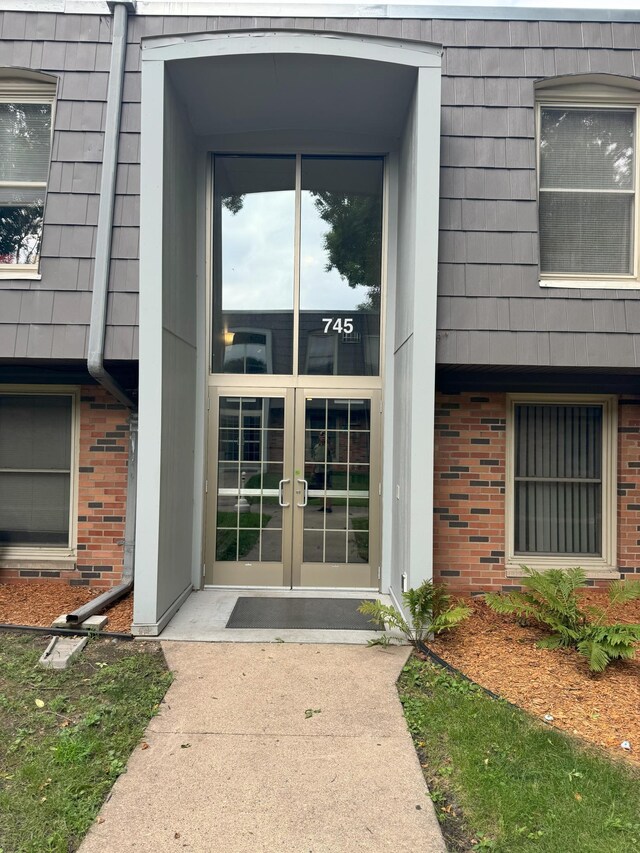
[485,567,640,672]
[358,580,471,647]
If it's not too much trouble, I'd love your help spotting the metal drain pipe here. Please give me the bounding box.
[87,0,137,410]
[66,413,137,623]
[69,1,138,625]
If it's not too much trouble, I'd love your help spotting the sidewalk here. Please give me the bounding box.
[79,642,446,853]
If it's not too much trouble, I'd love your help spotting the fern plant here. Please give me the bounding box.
[485,567,640,672]
[358,580,471,648]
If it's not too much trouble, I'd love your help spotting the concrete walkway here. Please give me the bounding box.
[80,643,446,853]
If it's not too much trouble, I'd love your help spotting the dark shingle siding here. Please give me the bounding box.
[0,13,639,365]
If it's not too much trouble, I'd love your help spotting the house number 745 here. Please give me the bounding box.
[322,318,354,334]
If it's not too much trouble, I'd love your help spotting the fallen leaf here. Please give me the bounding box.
[35,698,45,708]
[140,742,149,750]
[574,793,582,801]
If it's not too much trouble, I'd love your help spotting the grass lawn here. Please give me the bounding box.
[215,511,272,560]
[399,655,640,853]
[0,633,172,853]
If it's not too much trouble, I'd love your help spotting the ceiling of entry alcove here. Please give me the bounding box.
[166,52,418,139]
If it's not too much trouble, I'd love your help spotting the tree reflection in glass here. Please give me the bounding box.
[211,154,384,376]
[212,156,296,374]
[299,157,383,375]
[0,103,51,266]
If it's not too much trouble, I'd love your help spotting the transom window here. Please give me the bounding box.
[212,154,384,377]
[507,395,616,571]
[0,74,55,275]
[536,77,640,287]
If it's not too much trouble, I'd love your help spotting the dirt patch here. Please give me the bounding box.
[0,581,133,633]
[429,592,640,765]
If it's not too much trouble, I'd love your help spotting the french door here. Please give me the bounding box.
[204,388,381,589]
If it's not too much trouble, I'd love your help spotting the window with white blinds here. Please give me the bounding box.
[0,93,54,270]
[0,394,74,547]
[539,106,637,278]
[507,395,616,570]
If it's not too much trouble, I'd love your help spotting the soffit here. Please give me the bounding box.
[167,52,418,139]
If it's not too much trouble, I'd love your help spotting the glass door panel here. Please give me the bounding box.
[206,389,380,589]
[206,393,293,587]
[293,393,380,588]
[212,156,296,375]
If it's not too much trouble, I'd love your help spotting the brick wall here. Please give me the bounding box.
[617,399,640,581]
[0,385,130,589]
[433,391,640,594]
[433,392,508,594]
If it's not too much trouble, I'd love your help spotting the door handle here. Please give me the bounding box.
[278,478,291,508]
[297,478,308,508]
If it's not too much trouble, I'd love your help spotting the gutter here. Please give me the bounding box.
[0,623,133,641]
[73,0,138,623]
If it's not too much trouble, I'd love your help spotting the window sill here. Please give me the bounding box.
[0,549,76,564]
[506,564,620,580]
[540,278,639,290]
[0,270,41,281]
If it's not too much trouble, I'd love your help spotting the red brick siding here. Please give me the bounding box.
[0,385,129,589]
[433,392,508,594]
[433,392,640,594]
[617,398,640,581]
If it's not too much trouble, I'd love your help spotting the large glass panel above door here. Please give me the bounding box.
[211,154,384,378]
[212,156,295,375]
[299,157,383,376]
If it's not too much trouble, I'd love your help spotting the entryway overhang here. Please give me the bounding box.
[133,29,442,635]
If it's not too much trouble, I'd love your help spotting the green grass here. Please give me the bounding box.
[349,516,369,560]
[0,633,172,853]
[399,656,640,853]
[244,472,369,507]
[216,511,272,560]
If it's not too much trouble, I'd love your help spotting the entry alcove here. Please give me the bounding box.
[134,30,442,634]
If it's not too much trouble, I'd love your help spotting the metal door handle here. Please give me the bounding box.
[278,478,290,508]
[297,478,308,507]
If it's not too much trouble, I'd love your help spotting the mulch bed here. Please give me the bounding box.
[0,581,133,633]
[2,582,638,764]
[429,592,640,765]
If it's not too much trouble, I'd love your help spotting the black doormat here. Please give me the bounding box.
[226,597,378,630]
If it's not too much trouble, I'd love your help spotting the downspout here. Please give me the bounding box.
[87,0,136,410]
[67,413,137,623]
[69,1,137,624]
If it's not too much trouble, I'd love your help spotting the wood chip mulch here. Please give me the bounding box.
[429,593,640,765]
[2,582,638,765]
[0,581,133,633]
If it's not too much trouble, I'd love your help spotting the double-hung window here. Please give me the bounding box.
[506,395,617,574]
[537,77,640,287]
[0,73,56,276]
[0,390,78,556]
